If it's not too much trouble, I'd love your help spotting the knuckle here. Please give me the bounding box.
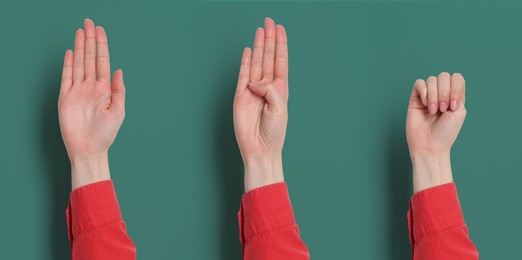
[73,62,83,68]
[428,87,438,97]
[451,85,464,94]
[459,106,468,116]
[85,52,96,59]
[97,55,110,63]
[263,51,275,58]
[251,61,263,68]
[266,33,276,39]
[438,94,449,101]
[450,93,461,100]
[275,57,287,65]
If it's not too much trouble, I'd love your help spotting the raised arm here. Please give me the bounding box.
[58,18,136,260]
[233,18,309,260]
[405,72,478,260]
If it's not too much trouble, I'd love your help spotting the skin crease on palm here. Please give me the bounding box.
[406,72,467,193]
[233,18,289,192]
[58,18,125,190]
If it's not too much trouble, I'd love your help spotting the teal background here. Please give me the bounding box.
[1,0,521,259]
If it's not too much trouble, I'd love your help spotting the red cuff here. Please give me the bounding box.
[408,182,465,241]
[238,182,297,244]
[66,180,123,241]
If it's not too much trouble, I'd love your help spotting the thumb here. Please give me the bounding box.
[247,82,285,109]
[110,69,126,110]
[410,79,428,108]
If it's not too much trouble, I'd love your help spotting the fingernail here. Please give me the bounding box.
[439,102,448,112]
[450,99,458,111]
[429,103,437,114]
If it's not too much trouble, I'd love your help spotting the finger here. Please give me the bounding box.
[84,18,96,81]
[60,50,73,95]
[274,24,288,83]
[450,73,466,111]
[236,47,252,93]
[72,29,85,83]
[95,26,110,82]
[249,27,264,83]
[247,82,285,110]
[262,17,276,81]
[411,79,428,107]
[426,76,438,115]
[437,72,451,112]
[110,69,126,111]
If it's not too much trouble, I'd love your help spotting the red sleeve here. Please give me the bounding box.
[408,182,478,260]
[238,182,310,260]
[66,180,136,260]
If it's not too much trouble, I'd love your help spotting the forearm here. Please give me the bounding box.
[243,153,285,192]
[409,151,478,259]
[408,183,479,260]
[411,151,453,193]
[239,183,310,260]
[70,152,111,190]
[67,180,136,260]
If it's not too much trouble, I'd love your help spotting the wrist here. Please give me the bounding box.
[243,154,284,193]
[410,151,453,193]
[70,152,111,191]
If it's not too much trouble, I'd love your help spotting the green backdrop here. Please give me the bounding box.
[1,0,521,259]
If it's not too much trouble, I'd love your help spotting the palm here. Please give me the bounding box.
[234,78,287,155]
[59,80,121,156]
[233,18,289,159]
[58,19,125,159]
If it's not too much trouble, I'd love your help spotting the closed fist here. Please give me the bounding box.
[406,72,467,157]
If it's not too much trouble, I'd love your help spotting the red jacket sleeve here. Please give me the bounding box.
[66,180,136,260]
[238,182,310,260]
[408,182,478,260]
